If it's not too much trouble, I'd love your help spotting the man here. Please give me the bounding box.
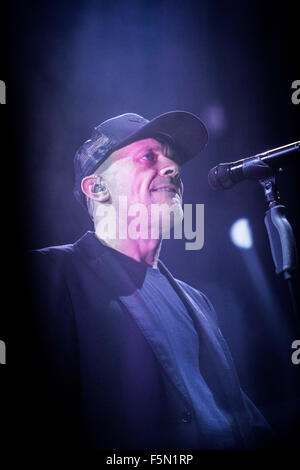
[27,111,271,449]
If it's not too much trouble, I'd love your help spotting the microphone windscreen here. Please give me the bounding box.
[208,164,233,190]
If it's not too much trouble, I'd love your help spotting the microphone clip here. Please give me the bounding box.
[259,173,280,206]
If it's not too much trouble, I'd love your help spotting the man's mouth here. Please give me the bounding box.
[151,185,181,195]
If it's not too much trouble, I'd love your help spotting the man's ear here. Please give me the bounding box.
[81,175,110,202]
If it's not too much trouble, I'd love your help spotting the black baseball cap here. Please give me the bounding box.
[74,110,208,208]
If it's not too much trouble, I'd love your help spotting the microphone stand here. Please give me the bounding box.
[259,173,299,327]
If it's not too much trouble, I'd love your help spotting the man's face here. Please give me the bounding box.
[98,137,183,211]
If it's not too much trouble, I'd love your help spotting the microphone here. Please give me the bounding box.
[208,141,300,190]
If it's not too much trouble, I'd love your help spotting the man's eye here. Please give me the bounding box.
[141,153,156,162]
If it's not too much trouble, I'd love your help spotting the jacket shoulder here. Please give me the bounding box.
[25,242,77,295]
[27,241,76,270]
[30,241,75,258]
[25,242,77,323]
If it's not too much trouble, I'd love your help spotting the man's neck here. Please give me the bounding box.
[94,229,162,268]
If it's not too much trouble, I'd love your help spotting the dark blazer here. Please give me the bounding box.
[25,231,271,449]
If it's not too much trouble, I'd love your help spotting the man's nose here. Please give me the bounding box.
[159,161,180,178]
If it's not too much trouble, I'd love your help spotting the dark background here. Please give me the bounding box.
[1,0,299,450]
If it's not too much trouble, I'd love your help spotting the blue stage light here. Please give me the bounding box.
[230,218,253,249]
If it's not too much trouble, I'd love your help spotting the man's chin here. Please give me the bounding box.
[151,191,181,202]
[148,202,183,239]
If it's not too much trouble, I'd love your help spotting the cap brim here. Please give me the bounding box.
[112,110,208,164]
